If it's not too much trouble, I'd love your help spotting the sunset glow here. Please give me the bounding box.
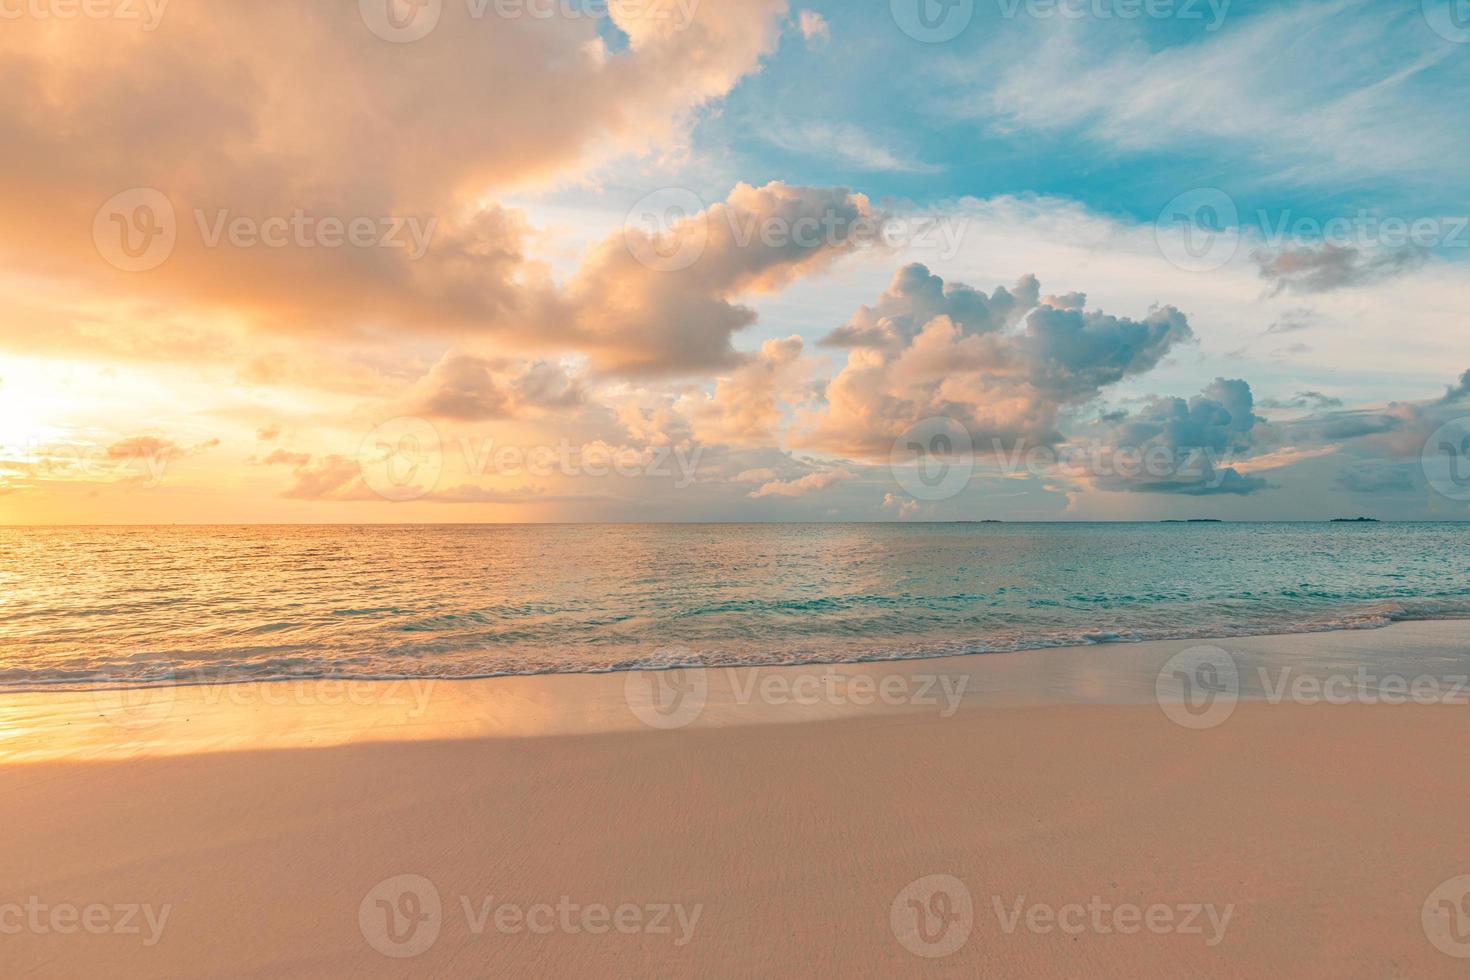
[1,1,1466,527]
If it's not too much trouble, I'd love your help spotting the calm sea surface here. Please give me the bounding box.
[1,523,1467,689]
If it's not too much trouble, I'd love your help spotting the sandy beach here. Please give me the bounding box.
[3,622,1469,977]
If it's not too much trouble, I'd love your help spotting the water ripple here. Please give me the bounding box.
[0,523,1467,688]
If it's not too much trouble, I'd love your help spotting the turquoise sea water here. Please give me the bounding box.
[1,523,1467,688]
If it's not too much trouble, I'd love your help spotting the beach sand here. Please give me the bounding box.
[2,622,1469,977]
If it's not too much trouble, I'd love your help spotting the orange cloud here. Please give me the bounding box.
[687,335,811,447]
[0,1,790,344]
[563,182,880,374]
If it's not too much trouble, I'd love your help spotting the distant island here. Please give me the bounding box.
[1331,517,1381,522]
[1162,519,1224,523]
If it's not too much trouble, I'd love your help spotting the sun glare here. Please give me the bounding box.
[0,362,67,452]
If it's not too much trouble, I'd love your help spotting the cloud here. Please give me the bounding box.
[1041,291,1086,311]
[1442,369,1470,404]
[882,492,921,519]
[279,455,364,501]
[1299,409,1406,442]
[2,1,1466,526]
[106,436,218,462]
[1254,243,1426,296]
[1019,304,1193,397]
[1265,308,1315,334]
[1276,368,1470,458]
[1270,342,1313,359]
[1085,379,1271,495]
[979,0,1468,188]
[106,437,185,463]
[425,484,610,505]
[686,335,811,447]
[409,353,584,421]
[802,264,1193,457]
[610,390,696,450]
[760,121,940,173]
[820,263,1039,351]
[258,449,408,501]
[0,0,790,341]
[1335,461,1420,494]
[566,182,881,374]
[415,358,508,420]
[0,433,220,490]
[259,449,312,468]
[748,467,851,498]
[1258,390,1344,411]
[797,10,829,43]
[1230,444,1339,473]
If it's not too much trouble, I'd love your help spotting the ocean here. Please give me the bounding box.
[2,522,1467,689]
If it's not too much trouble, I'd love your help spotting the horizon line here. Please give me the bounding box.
[2,519,1460,529]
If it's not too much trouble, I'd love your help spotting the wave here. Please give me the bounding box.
[4,602,1467,695]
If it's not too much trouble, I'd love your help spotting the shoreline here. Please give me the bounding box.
[3,611,1467,696]
[3,619,1467,764]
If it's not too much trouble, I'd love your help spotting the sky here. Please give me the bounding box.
[1,0,1469,523]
